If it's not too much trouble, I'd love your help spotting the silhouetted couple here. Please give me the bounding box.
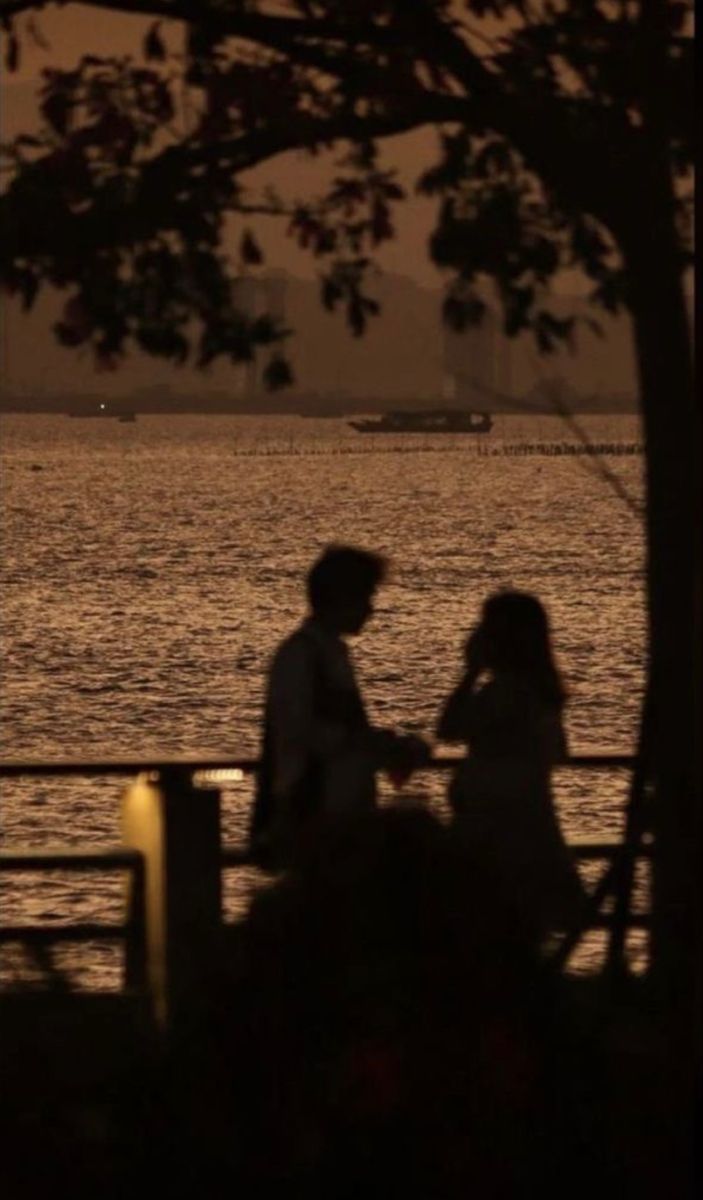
[251,544,586,938]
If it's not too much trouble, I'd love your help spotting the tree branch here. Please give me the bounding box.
[146,92,472,181]
[0,0,664,244]
[373,2,635,232]
[0,0,410,46]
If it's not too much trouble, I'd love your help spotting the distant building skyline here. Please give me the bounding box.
[2,54,638,411]
[2,267,639,412]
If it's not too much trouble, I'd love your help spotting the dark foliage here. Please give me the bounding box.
[0,1,693,380]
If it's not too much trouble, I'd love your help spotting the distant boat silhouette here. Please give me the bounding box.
[299,411,344,419]
[67,407,137,421]
[349,409,493,434]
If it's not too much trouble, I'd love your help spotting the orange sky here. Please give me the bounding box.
[2,3,630,396]
[2,3,446,285]
[2,3,603,290]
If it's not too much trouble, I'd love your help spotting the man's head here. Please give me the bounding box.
[307,545,387,635]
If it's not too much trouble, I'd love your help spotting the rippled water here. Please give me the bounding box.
[1,413,646,986]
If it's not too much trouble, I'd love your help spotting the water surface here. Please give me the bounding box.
[1,413,646,985]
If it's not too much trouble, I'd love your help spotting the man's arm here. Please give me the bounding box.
[268,636,429,792]
[268,637,375,795]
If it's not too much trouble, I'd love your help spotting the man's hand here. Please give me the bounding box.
[384,733,432,788]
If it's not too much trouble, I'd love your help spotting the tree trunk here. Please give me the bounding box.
[623,162,699,1043]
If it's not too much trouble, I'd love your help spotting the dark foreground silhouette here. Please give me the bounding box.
[182,807,610,1198]
[0,572,691,1196]
[1,806,692,1198]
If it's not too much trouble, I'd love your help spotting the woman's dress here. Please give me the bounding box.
[440,672,587,938]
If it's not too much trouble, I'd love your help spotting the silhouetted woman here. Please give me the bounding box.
[437,591,587,940]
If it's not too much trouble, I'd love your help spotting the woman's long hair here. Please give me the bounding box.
[480,591,566,707]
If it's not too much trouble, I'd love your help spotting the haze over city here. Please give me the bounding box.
[1,8,640,413]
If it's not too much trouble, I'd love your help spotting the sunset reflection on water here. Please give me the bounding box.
[1,413,646,987]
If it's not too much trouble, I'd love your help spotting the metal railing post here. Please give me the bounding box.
[121,769,222,1029]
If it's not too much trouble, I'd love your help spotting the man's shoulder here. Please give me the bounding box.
[269,620,350,686]
[270,624,318,673]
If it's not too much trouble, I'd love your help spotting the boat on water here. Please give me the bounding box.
[299,411,345,419]
[67,407,137,421]
[348,409,493,434]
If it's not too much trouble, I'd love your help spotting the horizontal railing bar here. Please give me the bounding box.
[571,915,650,929]
[0,848,143,871]
[552,756,635,769]
[217,842,651,866]
[567,841,652,858]
[0,924,128,942]
[0,760,227,778]
[1,915,651,946]
[0,752,635,778]
[211,918,651,934]
[0,841,652,875]
[220,846,255,867]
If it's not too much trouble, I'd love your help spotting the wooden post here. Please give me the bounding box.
[123,853,147,993]
[122,768,222,1029]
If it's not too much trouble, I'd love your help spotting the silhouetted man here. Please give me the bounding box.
[250,545,426,866]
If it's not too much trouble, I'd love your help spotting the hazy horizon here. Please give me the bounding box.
[0,8,635,407]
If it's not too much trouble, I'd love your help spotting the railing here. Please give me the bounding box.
[0,754,647,1027]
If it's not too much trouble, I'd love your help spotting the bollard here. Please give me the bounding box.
[122,769,223,1030]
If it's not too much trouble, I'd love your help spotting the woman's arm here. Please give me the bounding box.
[542,707,569,764]
[437,627,486,743]
[436,675,476,743]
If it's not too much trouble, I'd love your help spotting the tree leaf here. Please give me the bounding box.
[144,22,166,62]
[40,91,72,137]
[321,277,342,310]
[5,33,19,73]
[240,231,263,265]
[263,354,293,391]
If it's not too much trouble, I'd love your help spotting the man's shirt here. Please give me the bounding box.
[265,617,377,817]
